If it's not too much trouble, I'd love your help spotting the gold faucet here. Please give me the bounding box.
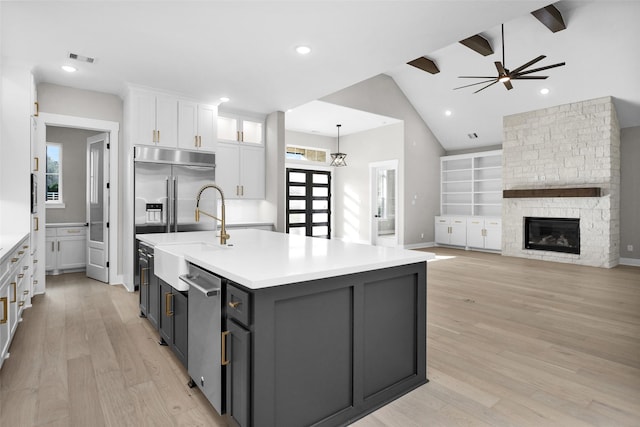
[195,184,230,245]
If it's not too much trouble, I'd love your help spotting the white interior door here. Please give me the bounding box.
[370,160,398,247]
[86,133,109,283]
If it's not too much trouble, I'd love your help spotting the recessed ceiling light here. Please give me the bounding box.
[444,110,452,116]
[220,97,230,103]
[296,45,311,55]
[540,88,550,95]
[61,65,77,73]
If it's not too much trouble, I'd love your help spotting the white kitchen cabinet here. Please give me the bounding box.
[467,217,502,251]
[1,234,30,369]
[216,142,265,199]
[130,90,179,147]
[45,226,86,275]
[217,113,264,145]
[434,216,467,246]
[178,101,217,151]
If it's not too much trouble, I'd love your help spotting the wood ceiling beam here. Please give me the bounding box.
[407,57,440,74]
[531,4,566,33]
[458,35,493,56]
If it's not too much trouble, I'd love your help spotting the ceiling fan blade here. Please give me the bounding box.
[503,80,513,90]
[511,75,549,80]
[516,62,566,76]
[509,55,546,75]
[474,80,499,94]
[494,61,507,76]
[453,79,497,90]
[458,76,497,79]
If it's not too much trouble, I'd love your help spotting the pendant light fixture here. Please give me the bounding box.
[330,124,347,167]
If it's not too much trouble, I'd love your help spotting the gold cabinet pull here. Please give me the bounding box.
[34,156,39,171]
[10,282,17,303]
[195,135,198,147]
[0,297,7,324]
[165,292,173,317]
[18,273,25,279]
[18,251,24,255]
[23,290,29,295]
[11,258,18,263]
[228,300,241,309]
[240,130,244,142]
[221,330,230,366]
[18,301,25,307]
[157,130,160,142]
[34,101,39,117]
[34,216,39,231]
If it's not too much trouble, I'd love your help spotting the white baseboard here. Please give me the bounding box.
[404,242,435,250]
[619,257,640,267]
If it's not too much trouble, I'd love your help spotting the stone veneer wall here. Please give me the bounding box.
[502,96,620,268]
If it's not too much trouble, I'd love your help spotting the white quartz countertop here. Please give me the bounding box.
[137,229,432,290]
[0,233,30,264]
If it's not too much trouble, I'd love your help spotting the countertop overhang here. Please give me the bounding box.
[137,229,432,290]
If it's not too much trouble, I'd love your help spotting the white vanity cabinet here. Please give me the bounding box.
[45,225,86,275]
[178,101,218,151]
[129,90,179,147]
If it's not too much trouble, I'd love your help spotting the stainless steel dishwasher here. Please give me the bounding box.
[179,263,223,414]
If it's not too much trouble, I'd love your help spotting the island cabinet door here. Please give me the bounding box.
[159,280,174,345]
[172,290,188,367]
[147,260,160,330]
[225,319,251,427]
[250,262,427,427]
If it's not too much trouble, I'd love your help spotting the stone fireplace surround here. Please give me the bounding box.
[502,96,620,268]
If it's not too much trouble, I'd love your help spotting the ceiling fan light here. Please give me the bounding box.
[498,75,511,83]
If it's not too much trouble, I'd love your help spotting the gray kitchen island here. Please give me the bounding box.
[137,229,431,427]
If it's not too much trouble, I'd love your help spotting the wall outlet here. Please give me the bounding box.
[628,244,634,252]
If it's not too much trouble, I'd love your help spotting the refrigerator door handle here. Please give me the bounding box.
[173,176,178,232]
[166,177,171,233]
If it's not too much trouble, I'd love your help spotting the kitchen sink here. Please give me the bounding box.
[154,242,230,291]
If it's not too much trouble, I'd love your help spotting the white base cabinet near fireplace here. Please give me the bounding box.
[435,216,467,247]
[467,217,502,251]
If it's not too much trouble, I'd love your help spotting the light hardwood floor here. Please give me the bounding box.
[1,248,639,426]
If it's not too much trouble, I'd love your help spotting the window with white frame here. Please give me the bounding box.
[46,143,63,203]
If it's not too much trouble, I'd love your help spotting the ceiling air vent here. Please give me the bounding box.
[467,133,478,139]
[68,52,95,64]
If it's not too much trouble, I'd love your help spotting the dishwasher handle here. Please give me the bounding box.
[179,273,221,297]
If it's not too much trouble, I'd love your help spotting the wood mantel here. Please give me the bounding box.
[503,187,601,198]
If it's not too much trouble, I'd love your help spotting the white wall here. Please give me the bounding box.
[322,74,445,246]
[334,123,403,244]
[620,126,640,262]
[1,61,32,236]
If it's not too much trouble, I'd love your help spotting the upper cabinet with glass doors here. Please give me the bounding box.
[217,113,264,145]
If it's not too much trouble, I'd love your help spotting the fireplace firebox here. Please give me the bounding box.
[524,217,580,254]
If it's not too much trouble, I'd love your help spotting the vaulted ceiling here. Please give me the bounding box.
[2,1,638,151]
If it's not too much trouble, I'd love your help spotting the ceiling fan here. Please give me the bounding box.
[454,24,565,93]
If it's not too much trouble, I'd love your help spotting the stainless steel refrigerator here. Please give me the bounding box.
[134,146,217,234]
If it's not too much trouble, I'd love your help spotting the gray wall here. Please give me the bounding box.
[334,124,403,243]
[620,126,640,260]
[37,83,124,272]
[45,126,101,224]
[322,74,445,246]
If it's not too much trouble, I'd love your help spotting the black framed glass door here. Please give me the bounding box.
[286,168,331,239]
